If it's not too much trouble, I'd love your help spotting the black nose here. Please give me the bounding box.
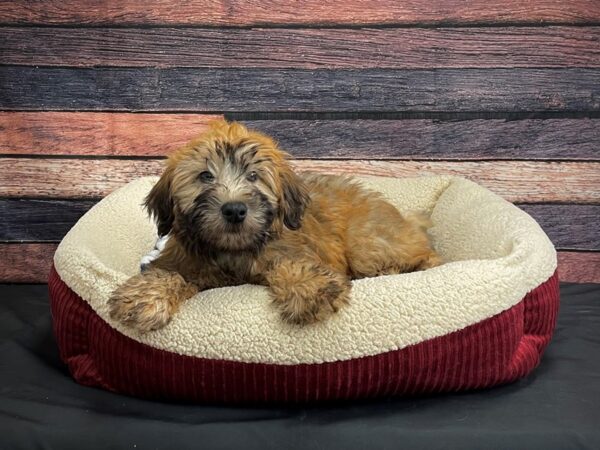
[221,202,248,224]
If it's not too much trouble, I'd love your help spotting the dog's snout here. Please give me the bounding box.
[221,202,248,224]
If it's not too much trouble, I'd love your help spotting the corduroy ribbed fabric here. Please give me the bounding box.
[49,266,559,403]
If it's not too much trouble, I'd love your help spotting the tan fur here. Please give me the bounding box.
[108,268,198,332]
[109,120,442,331]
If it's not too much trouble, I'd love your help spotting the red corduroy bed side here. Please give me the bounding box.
[49,266,559,403]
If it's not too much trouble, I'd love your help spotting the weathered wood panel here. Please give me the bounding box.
[295,161,600,203]
[1,244,597,283]
[1,0,598,26]
[0,243,56,283]
[3,113,599,160]
[518,205,600,251]
[557,252,600,284]
[2,200,597,250]
[2,67,599,112]
[2,27,599,69]
[1,158,598,203]
[0,112,220,156]
[0,199,97,242]
[242,119,600,160]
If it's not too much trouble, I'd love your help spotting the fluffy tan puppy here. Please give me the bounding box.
[109,120,441,331]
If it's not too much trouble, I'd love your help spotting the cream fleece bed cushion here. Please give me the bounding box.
[50,175,559,402]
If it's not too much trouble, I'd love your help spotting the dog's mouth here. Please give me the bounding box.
[222,222,245,233]
[188,218,258,250]
[215,223,272,253]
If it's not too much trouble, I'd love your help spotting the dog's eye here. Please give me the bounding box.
[199,171,214,183]
[247,171,258,182]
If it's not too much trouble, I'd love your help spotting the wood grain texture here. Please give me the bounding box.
[557,252,600,283]
[0,199,97,242]
[1,244,596,283]
[242,119,600,160]
[1,158,598,203]
[293,161,600,203]
[2,67,599,112]
[2,200,597,250]
[0,243,56,283]
[2,26,599,69]
[0,112,221,156]
[1,0,598,26]
[3,113,599,160]
[518,205,600,251]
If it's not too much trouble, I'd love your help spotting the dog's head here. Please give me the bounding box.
[145,120,309,253]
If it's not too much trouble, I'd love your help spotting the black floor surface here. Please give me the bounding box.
[0,283,598,450]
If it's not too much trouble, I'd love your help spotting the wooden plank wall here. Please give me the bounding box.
[0,1,599,283]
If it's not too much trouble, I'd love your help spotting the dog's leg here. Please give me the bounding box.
[108,267,198,332]
[265,259,351,326]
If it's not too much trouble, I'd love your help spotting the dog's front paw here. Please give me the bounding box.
[108,269,197,333]
[109,290,173,333]
[268,260,351,326]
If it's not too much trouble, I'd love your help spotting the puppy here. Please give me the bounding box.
[108,120,441,332]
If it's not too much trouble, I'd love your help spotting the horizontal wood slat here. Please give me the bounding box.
[1,244,596,283]
[1,1,598,26]
[557,252,600,284]
[0,113,221,156]
[2,200,597,251]
[2,27,599,69]
[2,67,599,112]
[242,119,600,160]
[2,113,599,160]
[519,205,600,251]
[1,158,598,203]
[295,161,600,203]
[0,243,56,283]
[0,199,97,242]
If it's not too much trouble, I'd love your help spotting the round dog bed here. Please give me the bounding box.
[49,175,559,403]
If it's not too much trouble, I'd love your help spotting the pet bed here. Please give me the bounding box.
[49,175,559,403]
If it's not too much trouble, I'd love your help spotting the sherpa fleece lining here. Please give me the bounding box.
[53,176,557,365]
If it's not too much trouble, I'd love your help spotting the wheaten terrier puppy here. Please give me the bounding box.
[109,120,441,331]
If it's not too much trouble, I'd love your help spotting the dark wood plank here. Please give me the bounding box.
[2,27,599,69]
[242,119,600,160]
[1,67,598,112]
[1,1,598,26]
[3,114,599,160]
[1,158,598,203]
[557,252,600,283]
[0,199,97,242]
[518,205,600,251]
[0,243,56,283]
[0,112,221,156]
[1,243,597,284]
[2,200,597,250]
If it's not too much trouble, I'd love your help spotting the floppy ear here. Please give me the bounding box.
[279,165,309,230]
[144,167,175,237]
